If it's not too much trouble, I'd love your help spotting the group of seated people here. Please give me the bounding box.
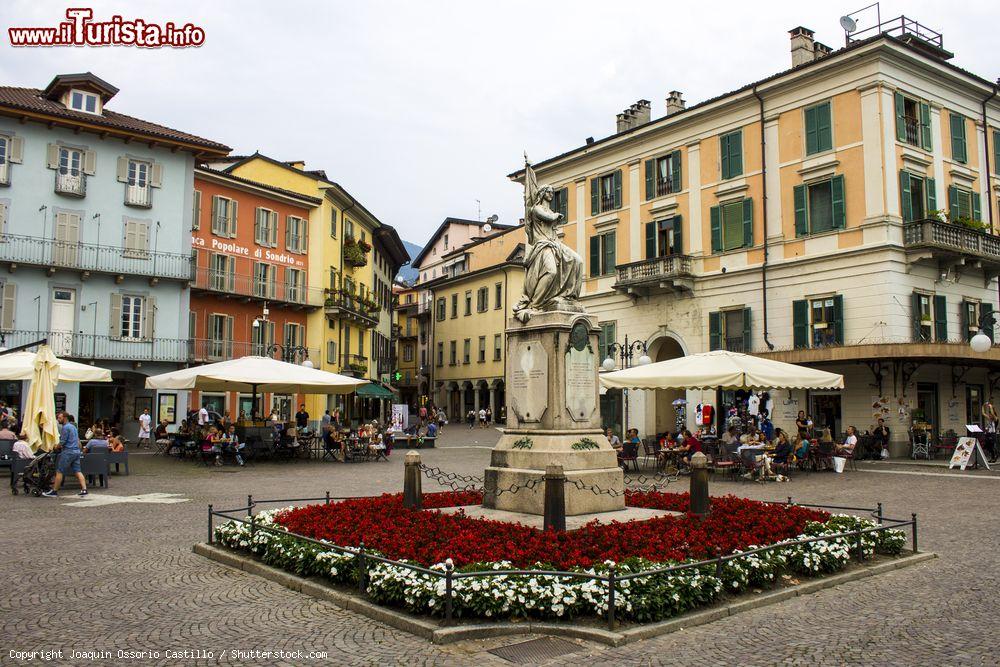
[203,424,246,466]
[606,426,705,470]
[1,419,35,460]
[322,419,391,461]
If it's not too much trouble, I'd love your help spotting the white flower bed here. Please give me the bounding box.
[213,508,907,623]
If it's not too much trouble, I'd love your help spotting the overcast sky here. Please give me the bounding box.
[2,1,997,248]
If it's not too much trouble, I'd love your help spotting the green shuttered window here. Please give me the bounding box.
[644,216,683,259]
[804,101,832,155]
[710,198,752,253]
[950,112,967,164]
[720,130,743,180]
[591,171,622,215]
[793,175,845,237]
[644,151,682,200]
[894,92,931,150]
[589,231,616,277]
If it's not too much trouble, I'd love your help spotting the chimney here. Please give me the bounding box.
[789,26,815,67]
[286,160,306,170]
[630,100,651,126]
[813,42,832,59]
[665,91,686,116]
[616,112,630,133]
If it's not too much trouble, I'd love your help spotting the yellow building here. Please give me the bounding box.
[393,283,421,407]
[508,19,1000,453]
[211,153,408,423]
[427,225,525,421]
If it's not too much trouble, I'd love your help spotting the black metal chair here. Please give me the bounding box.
[81,452,110,488]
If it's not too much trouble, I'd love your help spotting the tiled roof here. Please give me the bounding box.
[0,86,230,154]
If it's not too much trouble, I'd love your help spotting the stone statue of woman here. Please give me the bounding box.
[513,155,584,323]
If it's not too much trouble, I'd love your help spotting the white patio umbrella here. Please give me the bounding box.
[0,350,112,383]
[145,356,369,416]
[599,350,844,391]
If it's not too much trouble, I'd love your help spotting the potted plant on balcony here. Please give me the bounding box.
[358,238,372,253]
[344,237,367,268]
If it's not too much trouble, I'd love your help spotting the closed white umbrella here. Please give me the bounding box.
[0,350,112,383]
[145,356,368,394]
[23,345,61,453]
[600,350,844,391]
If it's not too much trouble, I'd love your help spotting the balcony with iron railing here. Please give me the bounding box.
[599,194,616,213]
[0,233,193,282]
[614,254,694,295]
[188,338,320,364]
[903,218,1000,270]
[124,185,152,208]
[341,353,369,377]
[655,178,677,197]
[324,292,379,328]
[55,171,86,197]
[3,330,190,364]
[190,267,322,309]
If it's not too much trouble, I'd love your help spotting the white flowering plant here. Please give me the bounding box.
[213,510,909,624]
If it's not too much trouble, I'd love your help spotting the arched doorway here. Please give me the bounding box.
[647,335,686,436]
[492,379,505,423]
[462,381,475,417]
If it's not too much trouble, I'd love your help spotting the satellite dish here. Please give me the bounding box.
[482,223,492,233]
[840,15,857,32]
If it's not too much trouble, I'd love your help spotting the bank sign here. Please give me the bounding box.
[192,236,305,268]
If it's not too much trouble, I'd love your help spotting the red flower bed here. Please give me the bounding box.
[276,491,826,570]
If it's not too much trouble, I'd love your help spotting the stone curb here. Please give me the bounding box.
[193,543,935,647]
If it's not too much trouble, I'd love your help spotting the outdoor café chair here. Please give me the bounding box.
[81,452,110,488]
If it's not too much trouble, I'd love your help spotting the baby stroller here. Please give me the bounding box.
[16,450,56,496]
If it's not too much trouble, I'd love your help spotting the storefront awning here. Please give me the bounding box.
[356,382,395,399]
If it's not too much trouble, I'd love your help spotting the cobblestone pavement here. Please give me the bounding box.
[1,427,998,666]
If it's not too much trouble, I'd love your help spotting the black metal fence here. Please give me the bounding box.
[207,493,918,630]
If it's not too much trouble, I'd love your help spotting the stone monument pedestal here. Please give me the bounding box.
[483,312,624,516]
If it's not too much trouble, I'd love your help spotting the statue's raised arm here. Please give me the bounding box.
[512,152,585,323]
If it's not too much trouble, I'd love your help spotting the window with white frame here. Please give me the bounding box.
[255,208,278,247]
[121,295,145,340]
[209,253,235,291]
[0,135,8,185]
[207,313,234,359]
[253,262,275,298]
[286,216,307,253]
[286,268,305,303]
[125,159,151,206]
[211,195,237,238]
[68,90,100,114]
[123,220,150,258]
[251,318,274,356]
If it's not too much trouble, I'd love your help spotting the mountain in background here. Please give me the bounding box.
[395,240,424,284]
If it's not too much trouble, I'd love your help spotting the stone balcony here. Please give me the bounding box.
[613,254,694,296]
[903,219,1000,282]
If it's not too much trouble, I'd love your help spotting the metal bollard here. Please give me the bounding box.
[543,464,567,532]
[325,490,331,505]
[876,502,883,525]
[403,451,423,509]
[715,548,724,580]
[689,452,710,516]
[911,513,919,554]
[444,558,454,624]
[247,494,254,517]
[208,504,214,544]
[357,541,368,595]
[855,532,864,561]
[606,563,617,631]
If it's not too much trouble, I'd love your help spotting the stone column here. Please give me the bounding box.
[473,384,480,414]
[403,451,422,509]
[488,382,496,420]
[689,452,709,516]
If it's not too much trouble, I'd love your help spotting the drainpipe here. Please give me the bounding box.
[753,84,775,350]
[339,194,357,419]
[983,80,999,317]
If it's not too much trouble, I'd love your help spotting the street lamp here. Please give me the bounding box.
[970,309,997,353]
[601,335,651,433]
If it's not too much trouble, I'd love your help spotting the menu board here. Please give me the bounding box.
[949,437,991,471]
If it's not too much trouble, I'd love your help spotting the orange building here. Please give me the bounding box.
[189,166,322,420]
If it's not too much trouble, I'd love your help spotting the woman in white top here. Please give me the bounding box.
[837,425,858,455]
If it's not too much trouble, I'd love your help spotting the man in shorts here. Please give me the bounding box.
[43,411,87,497]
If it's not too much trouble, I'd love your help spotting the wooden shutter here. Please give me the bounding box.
[817,102,832,153]
[926,177,936,213]
[1,282,15,330]
[832,295,844,344]
[741,307,752,352]
[603,232,616,275]
[900,172,913,222]
[191,190,201,230]
[8,136,23,164]
[972,193,982,222]
[150,162,162,188]
[211,196,222,235]
[228,200,238,237]
[950,113,967,163]
[710,205,721,253]
[792,300,809,349]
[589,235,600,277]
[301,217,308,253]
[143,296,156,340]
[82,149,96,175]
[894,92,906,142]
[708,311,721,351]
[644,159,654,200]
[793,184,808,236]
[612,170,622,209]
[982,303,994,342]
[919,103,932,151]
[46,143,59,169]
[645,221,656,258]
[741,198,753,247]
[948,185,960,220]
[720,133,730,179]
[109,293,123,339]
[225,316,234,358]
[671,150,681,193]
[590,177,599,215]
[934,294,947,341]
[0,201,6,234]
[730,132,743,177]
[804,105,818,155]
[254,209,263,244]
[960,300,971,341]
[831,175,845,229]
[116,156,128,182]
[124,221,137,252]
[671,216,683,255]
[911,291,923,341]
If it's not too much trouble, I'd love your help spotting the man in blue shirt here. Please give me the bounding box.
[42,411,88,497]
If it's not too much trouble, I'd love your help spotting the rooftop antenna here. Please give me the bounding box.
[841,2,880,46]
[476,199,481,221]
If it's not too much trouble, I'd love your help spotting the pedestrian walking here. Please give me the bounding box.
[467,409,475,429]
[43,412,87,497]
[137,408,152,449]
[478,407,487,428]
